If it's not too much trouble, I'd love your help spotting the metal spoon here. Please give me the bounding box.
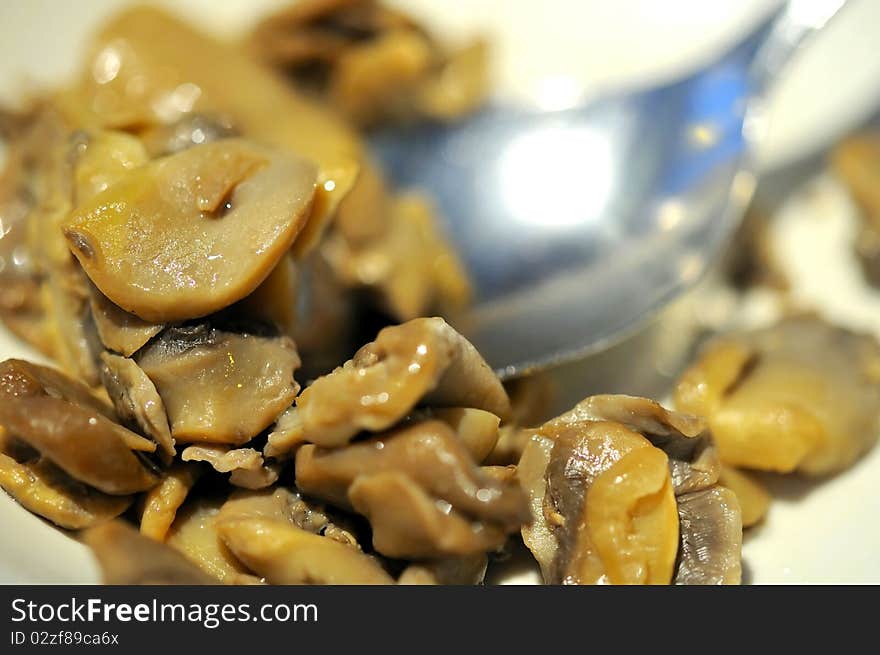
[371,0,846,378]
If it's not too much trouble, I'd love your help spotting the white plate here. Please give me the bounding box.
[1,0,879,584]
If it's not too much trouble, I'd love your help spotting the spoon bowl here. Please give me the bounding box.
[372,0,845,377]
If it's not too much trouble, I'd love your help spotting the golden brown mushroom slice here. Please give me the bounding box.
[295,419,529,558]
[275,317,508,453]
[63,138,317,323]
[136,324,300,446]
[140,463,201,541]
[219,488,360,549]
[519,395,741,585]
[218,517,393,585]
[519,417,680,585]
[82,520,216,584]
[100,352,174,464]
[0,453,131,529]
[165,496,257,584]
[0,359,160,495]
[674,316,880,475]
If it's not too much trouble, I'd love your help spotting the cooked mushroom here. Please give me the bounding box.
[65,6,362,237]
[88,286,163,357]
[519,395,740,585]
[82,520,216,584]
[674,487,743,585]
[219,487,360,550]
[140,463,201,541]
[273,317,508,454]
[249,0,488,127]
[324,193,471,320]
[520,421,679,584]
[70,129,149,206]
[136,324,300,445]
[427,407,500,463]
[674,316,880,475]
[348,471,509,558]
[218,517,393,585]
[0,453,131,529]
[295,419,529,558]
[63,138,317,322]
[181,445,282,490]
[165,496,257,584]
[0,359,160,494]
[100,352,174,463]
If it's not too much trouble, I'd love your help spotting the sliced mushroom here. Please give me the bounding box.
[520,395,740,585]
[140,462,201,541]
[717,465,770,528]
[297,419,527,524]
[63,138,317,322]
[0,359,160,494]
[82,520,216,584]
[217,517,393,585]
[520,423,679,585]
[324,193,471,320]
[100,352,174,463]
[674,487,742,585]
[181,444,282,490]
[282,317,508,452]
[295,419,528,558]
[165,496,256,584]
[0,453,131,529]
[349,471,509,558]
[218,487,359,549]
[89,286,163,357]
[674,316,880,475]
[136,324,300,445]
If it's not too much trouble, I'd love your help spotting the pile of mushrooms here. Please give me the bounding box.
[2,3,879,586]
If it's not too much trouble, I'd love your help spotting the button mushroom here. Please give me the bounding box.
[0,359,160,494]
[135,323,300,445]
[674,315,880,475]
[295,418,529,558]
[717,465,770,528]
[100,352,174,464]
[63,138,318,322]
[519,395,741,585]
[674,487,742,585]
[165,496,257,584]
[139,462,201,541]
[271,317,509,455]
[0,453,131,529]
[217,517,393,585]
[88,286,163,357]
